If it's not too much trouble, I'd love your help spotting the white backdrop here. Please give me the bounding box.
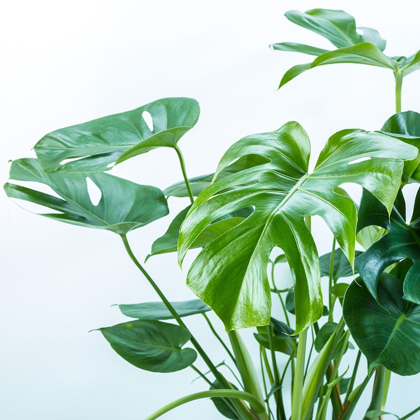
[1,1,419,419]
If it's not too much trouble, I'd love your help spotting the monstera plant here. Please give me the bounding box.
[4,8,420,420]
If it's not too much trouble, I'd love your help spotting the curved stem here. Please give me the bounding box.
[401,404,420,420]
[291,327,308,420]
[363,366,387,420]
[344,350,361,405]
[395,70,403,113]
[145,389,266,420]
[202,313,236,365]
[191,364,214,387]
[174,145,194,204]
[120,235,253,420]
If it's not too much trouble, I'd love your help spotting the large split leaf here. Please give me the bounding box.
[4,158,168,235]
[116,299,211,320]
[34,97,199,173]
[381,111,420,183]
[355,188,420,304]
[98,319,197,373]
[343,274,420,376]
[271,8,420,89]
[178,122,416,332]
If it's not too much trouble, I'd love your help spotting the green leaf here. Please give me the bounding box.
[284,9,386,50]
[147,206,250,259]
[4,158,168,235]
[381,111,420,183]
[178,122,416,332]
[116,299,211,320]
[164,155,268,198]
[254,318,296,356]
[330,283,349,298]
[314,322,338,352]
[320,248,362,280]
[271,42,328,56]
[343,274,420,376]
[285,287,328,316]
[279,43,396,88]
[34,97,200,173]
[210,381,239,420]
[365,411,399,419]
[98,320,197,373]
[355,189,420,304]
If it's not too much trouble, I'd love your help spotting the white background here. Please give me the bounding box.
[1,1,419,419]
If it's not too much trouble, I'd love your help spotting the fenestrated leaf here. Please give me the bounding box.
[273,8,420,89]
[178,122,416,332]
[279,43,396,88]
[3,158,168,235]
[164,155,268,198]
[285,287,328,316]
[147,205,251,260]
[355,189,420,304]
[284,9,386,50]
[320,248,362,280]
[381,111,420,183]
[98,320,197,373]
[115,300,211,320]
[34,97,200,173]
[343,274,420,376]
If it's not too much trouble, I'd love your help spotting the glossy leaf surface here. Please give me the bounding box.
[344,274,420,376]
[116,300,211,320]
[4,158,168,235]
[34,97,199,173]
[178,122,416,332]
[98,320,197,373]
[355,189,420,304]
[381,111,420,182]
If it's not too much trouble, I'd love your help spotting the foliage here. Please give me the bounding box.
[5,7,420,420]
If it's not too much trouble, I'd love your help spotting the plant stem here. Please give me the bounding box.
[229,331,269,419]
[381,369,391,410]
[270,267,290,326]
[202,313,236,365]
[363,366,387,420]
[401,405,420,420]
[174,145,195,204]
[267,324,286,420]
[291,327,308,420]
[395,70,403,113]
[344,350,361,405]
[328,238,337,322]
[120,234,253,420]
[338,374,373,420]
[191,364,214,387]
[145,389,267,420]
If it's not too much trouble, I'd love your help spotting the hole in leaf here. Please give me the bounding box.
[348,157,371,165]
[142,111,154,132]
[106,162,116,169]
[60,156,88,166]
[86,177,102,206]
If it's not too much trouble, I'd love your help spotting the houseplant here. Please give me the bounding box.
[4,8,420,420]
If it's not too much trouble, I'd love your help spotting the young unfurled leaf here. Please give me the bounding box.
[4,158,168,235]
[272,8,420,89]
[344,274,420,376]
[178,122,416,332]
[34,97,200,173]
[98,320,197,373]
[355,189,420,304]
[115,299,211,320]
